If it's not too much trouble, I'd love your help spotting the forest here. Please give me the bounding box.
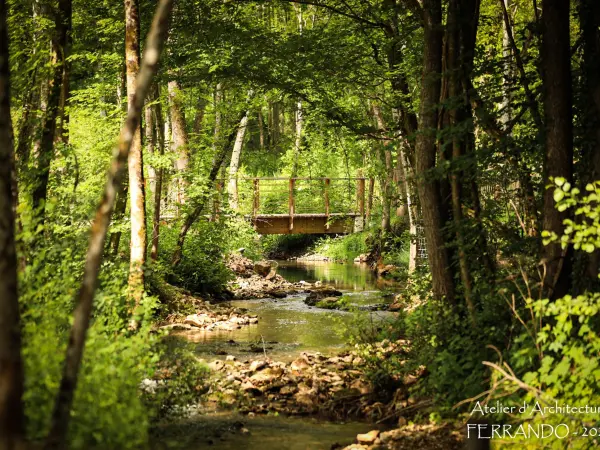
[0,0,599,448]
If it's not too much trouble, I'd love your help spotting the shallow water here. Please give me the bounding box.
[176,261,395,361]
[152,412,384,450]
[161,261,397,449]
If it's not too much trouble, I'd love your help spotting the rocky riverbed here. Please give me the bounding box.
[204,340,419,421]
[198,339,464,450]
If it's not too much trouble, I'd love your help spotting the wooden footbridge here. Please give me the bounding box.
[213,177,367,235]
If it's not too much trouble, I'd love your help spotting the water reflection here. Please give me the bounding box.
[177,262,396,360]
[275,260,381,291]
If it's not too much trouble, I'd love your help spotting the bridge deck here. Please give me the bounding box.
[249,213,359,234]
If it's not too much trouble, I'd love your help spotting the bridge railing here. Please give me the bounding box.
[214,177,366,219]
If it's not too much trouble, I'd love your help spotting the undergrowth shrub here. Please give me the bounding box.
[480,179,600,449]
[311,232,369,261]
[20,232,160,449]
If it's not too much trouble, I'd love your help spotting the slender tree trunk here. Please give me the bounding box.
[257,109,265,150]
[415,0,456,303]
[499,0,512,127]
[44,2,173,446]
[228,109,250,211]
[213,82,223,151]
[109,180,128,254]
[0,2,25,446]
[192,95,206,135]
[372,104,393,232]
[366,176,375,226]
[271,101,280,148]
[172,110,249,267]
[145,96,156,195]
[540,0,573,299]
[125,0,146,313]
[15,73,39,170]
[292,100,303,177]
[168,79,189,204]
[32,0,72,223]
[151,85,165,261]
[56,0,72,145]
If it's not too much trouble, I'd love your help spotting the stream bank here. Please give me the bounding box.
[153,257,464,449]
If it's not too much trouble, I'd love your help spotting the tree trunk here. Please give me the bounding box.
[145,95,156,195]
[580,0,600,285]
[56,0,72,145]
[192,95,206,135]
[151,85,165,261]
[45,2,173,446]
[257,109,265,150]
[446,0,477,320]
[372,104,393,232]
[0,1,25,446]
[292,100,303,177]
[168,79,189,205]
[125,0,146,314]
[540,0,573,299]
[108,180,128,255]
[414,0,456,303]
[172,110,249,267]
[228,109,250,211]
[499,0,512,128]
[32,0,72,223]
[213,82,223,150]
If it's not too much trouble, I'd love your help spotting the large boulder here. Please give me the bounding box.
[253,261,272,277]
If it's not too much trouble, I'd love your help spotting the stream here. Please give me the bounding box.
[154,261,397,450]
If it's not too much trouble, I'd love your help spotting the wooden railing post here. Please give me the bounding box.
[358,178,365,217]
[324,178,330,230]
[289,178,295,232]
[253,178,260,217]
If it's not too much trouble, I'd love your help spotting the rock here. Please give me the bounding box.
[290,357,310,372]
[265,268,278,280]
[379,429,402,444]
[376,264,397,276]
[353,253,368,263]
[254,261,272,277]
[240,427,250,435]
[356,430,379,445]
[294,392,317,408]
[241,381,262,396]
[350,379,373,395]
[208,360,225,371]
[267,289,287,299]
[160,323,194,331]
[226,355,237,362]
[305,289,344,306]
[250,368,281,383]
[388,302,403,312]
[279,385,298,395]
[249,360,268,372]
[249,317,259,324]
[184,314,210,327]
